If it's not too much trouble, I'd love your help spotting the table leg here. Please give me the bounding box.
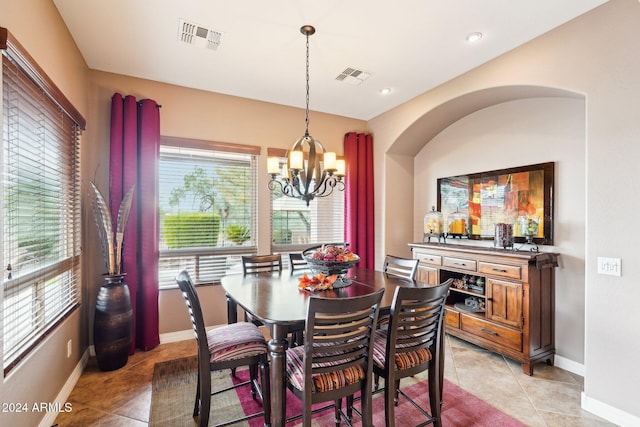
[225,293,237,324]
[268,325,289,427]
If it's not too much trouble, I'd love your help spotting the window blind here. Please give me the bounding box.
[2,36,83,373]
[158,140,258,287]
[269,155,345,266]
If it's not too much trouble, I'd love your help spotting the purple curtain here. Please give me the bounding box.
[344,132,375,269]
[110,93,160,353]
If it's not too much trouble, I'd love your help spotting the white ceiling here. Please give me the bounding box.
[53,0,606,120]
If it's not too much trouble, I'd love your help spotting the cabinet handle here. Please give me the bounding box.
[492,268,508,273]
[454,262,466,267]
[480,328,498,336]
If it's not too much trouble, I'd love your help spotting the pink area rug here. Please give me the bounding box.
[232,369,526,427]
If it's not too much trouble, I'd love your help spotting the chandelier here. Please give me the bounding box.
[267,25,345,206]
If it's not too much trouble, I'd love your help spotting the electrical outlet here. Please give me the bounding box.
[597,257,621,276]
[67,339,72,358]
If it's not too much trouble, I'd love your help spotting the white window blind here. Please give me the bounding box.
[269,155,345,265]
[158,138,258,287]
[1,31,83,373]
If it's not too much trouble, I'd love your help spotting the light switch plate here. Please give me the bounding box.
[597,257,621,276]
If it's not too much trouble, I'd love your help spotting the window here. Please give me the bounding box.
[269,154,345,262]
[1,28,84,373]
[158,137,258,287]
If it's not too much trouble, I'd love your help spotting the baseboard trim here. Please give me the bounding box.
[554,354,585,376]
[582,391,640,426]
[159,329,193,344]
[160,326,231,344]
[38,349,90,427]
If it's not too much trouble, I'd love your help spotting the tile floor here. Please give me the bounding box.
[53,335,615,426]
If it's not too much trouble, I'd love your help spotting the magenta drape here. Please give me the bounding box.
[344,132,375,269]
[110,93,160,353]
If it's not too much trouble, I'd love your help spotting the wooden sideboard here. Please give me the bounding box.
[409,242,558,375]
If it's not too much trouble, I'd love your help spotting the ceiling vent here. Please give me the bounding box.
[335,67,371,85]
[178,19,222,51]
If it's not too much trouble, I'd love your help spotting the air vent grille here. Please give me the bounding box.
[178,19,222,51]
[335,67,371,85]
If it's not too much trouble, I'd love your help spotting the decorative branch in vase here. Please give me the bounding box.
[90,181,135,276]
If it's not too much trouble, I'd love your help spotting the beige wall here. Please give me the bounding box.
[369,0,640,423]
[0,0,90,426]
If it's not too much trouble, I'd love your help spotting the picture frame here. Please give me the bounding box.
[437,162,554,245]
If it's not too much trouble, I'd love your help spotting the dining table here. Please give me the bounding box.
[220,266,438,427]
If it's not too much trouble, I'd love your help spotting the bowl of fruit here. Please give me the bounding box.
[302,244,360,281]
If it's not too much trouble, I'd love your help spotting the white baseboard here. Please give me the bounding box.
[554,354,585,376]
[582,392,640,426]
[556,356,638,425]
[39,349,90,427]
[160,326,230,344]
[159,329,193,344]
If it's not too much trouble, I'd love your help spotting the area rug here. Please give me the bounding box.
[150,356,526,427]
[232,369,526,427]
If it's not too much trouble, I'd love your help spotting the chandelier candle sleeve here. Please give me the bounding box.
[289,150,304,170]
[267,157,280,175]
[323,152,337,171]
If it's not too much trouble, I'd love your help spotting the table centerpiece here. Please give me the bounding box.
[302,244,359,288]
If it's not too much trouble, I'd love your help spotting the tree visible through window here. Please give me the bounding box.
[157,141,257,287]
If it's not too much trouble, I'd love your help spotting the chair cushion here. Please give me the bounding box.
[285,345,365,393]
[207,322,267,363]
[372,328,432,371]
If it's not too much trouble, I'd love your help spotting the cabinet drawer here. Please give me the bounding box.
[443,256,476,272]
[444,308,460,329]
[415,253,442,266]
[460,314,522,351]
[478,262,521,280]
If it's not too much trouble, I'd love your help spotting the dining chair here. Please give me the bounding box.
[285,289,385,427]
[371,279,452,427]
[242,253,283,275]
[176,270,271,427]
[241,253,282,325]
[378,255,421,328]
[382,254,419,280]
[288,252,309,272]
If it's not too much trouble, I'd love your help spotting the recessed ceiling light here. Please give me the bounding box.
[379,88,392,95]
[466,32,483,43]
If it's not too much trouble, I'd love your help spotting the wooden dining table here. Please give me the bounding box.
[221,266,435,427]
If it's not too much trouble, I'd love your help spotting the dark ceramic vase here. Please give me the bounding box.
[94,274,133,371]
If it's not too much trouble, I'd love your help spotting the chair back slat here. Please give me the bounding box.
[383,255,419,280]
[242,254,282,275]
[288,252,309,272]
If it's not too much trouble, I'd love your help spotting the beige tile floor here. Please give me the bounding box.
[53,335,615,426]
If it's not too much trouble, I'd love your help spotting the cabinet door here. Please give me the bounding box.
[416,265,438,285]
[486,278,523,328]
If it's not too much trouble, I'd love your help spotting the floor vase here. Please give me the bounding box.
[94,274,133,371]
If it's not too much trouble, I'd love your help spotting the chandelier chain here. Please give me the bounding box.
[305,31,310,135]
